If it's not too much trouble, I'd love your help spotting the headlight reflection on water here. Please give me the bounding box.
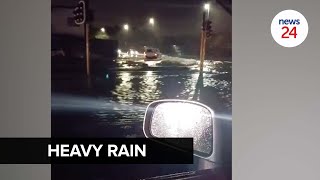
[52,94,145,112]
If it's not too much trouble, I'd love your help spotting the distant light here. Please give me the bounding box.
[149,18,154,25]
[123,24,129,31]
[146,71,153,76]
[100,27,105,32]
[204,3,210,10]
[117,49,121,54]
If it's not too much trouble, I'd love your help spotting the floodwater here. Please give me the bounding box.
[52,63,231,137]
[51,60,232,180]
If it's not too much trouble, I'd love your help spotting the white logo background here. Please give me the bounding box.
[271,10,308,48]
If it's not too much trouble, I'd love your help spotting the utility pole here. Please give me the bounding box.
[73,0,90,77]
[85,21,90,77]
[199,11,207,73]
[193,4,212,101]
[200,7,213,73]
[193,12,206,101]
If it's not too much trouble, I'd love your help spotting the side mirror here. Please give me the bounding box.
[143,99,215,162]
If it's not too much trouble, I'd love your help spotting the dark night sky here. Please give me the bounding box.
[52,0,231,36]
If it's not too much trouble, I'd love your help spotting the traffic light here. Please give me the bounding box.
[73,0,86,25]
[206,20,213,38]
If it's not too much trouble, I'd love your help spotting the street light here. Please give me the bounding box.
[100,27,105,33]
[204,3,210,16]
[123,24,129,31]
[123,24,129,49]
[149,18,154,25]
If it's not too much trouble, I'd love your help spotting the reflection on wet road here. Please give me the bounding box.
[51,63,232,180]
[52,64,231,138]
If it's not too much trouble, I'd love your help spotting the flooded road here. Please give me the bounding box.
[51,60,232,179]
[52,62,231,138]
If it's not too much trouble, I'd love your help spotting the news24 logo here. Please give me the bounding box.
[271,10,308,47]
